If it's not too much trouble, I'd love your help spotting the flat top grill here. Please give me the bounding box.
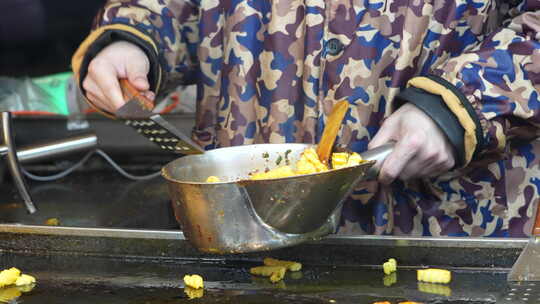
[0,169,537,303]
[0,252,511,304]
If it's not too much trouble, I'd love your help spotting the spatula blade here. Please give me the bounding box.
[508,236,540,282]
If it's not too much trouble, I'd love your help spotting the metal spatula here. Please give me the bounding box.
[508,203,540,282]
[115,79,204,155]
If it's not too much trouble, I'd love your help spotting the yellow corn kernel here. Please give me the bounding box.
[0,268,21,288]
[0,286,21,303]
[44,218,60,226]
[14,274,35,286]
[417,268,451,284]
[382,258,397,275]
[250,166,296,180]
[205,176,220,183]
[372,302,391,304]
[250,266,287,283]
[263,258,302,271]
[301,148,328,172]
[183,274,204,289]
[295,157,317,174]
[184,286,204,299]
[418,282,452,296]
[346,152,364,166]
[331,152,349,169]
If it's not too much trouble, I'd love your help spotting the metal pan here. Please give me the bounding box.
[162,143,393,253]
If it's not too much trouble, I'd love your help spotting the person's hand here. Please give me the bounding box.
[82,41,154,113]
[368,103,456,184]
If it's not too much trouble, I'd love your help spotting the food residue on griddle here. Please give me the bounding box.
[183,274,204,289]
[249,258,302,283]
[382,258,397,275]
[417,268,452,284]
[0,267,36,303]
[44,218,60,226]
[263,257,302,271]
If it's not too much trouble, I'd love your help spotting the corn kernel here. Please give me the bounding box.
[205,176,221,182]
[0,268,21,288]
[331,152,349,169]
[183,274,204,289]
[250,266,287,283]
[250,166,296,180]
[14,274,35,286]
[417,268,452,284]
[263,258,302,271]
[346,152,363,166]
[382,258,397,275]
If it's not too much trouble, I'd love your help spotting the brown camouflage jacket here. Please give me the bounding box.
[73,0,540,237]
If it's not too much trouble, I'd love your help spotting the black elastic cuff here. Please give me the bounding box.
[424,74,484,155]
[395,86,466,167]
[78,26,161,95]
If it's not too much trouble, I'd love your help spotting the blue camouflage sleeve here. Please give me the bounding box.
[407,0,540,166]
[72,0,200,97]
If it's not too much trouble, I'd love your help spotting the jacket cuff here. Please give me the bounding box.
[71,24,162,118]
[395,87,465,167]
[407,75,484,166]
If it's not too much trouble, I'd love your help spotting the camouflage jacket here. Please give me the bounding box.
[72,0,540,237]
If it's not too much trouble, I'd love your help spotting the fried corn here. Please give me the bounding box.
[250,166,296,180]
[183,274,204,289]
[301,148,328,172]
[417,268,452,284]
[44,218,60,226]
[205,176,221,182]
[250,266,287,283]
[346,152,363,166]
[14,274,35,286]
[383,258,397,275]
[263,258,302,271]
[0,268,21,288]
[331,152,349,169]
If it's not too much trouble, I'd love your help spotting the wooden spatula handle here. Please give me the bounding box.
[534,202,540,236]
[119,79,154,111]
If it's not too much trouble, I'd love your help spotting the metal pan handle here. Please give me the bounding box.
[361,141,395,180]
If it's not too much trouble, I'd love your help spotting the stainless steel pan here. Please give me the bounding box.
[162,143,393,253]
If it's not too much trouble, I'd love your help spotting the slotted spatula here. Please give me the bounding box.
[115,79,204,155]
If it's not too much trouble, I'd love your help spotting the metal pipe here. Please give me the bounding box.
[16,133,98,163]
[1,112,36,214]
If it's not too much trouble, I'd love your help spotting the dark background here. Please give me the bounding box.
[0,0,106,77]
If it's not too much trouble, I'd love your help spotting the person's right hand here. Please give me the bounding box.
[82,41,154,113]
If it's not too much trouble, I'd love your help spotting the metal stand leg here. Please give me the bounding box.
[0,112,36,214]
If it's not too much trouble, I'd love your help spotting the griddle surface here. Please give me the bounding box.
[0,253,507,304]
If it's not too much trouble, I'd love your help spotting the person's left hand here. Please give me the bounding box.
[368,103,456,185]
